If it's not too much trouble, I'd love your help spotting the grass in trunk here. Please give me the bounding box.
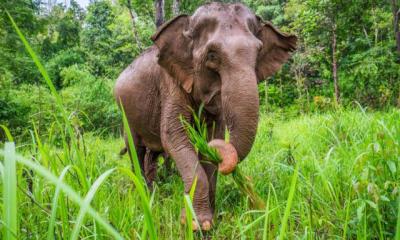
[180,107,265,210]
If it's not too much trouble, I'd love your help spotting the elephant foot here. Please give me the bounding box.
[180,218,212,231]
[180,208,213,231]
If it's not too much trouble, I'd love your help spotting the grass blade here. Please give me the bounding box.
[184,195,194,240]
[279,163,300,240]
[117,105,157,239]
[70,168,116,240]
[342,185,352,239]
[6,11,60,106]
[47,166,72,240]
[184,176,202,238]
[0,125,14,142]
[240,207,279,235]
[262,188,271,240]
[0,162,3,180]
[3,142,18,240]
[118,168,157,240]
[119,103,144,185]
[396,196,400,240]
[0,150,124,240]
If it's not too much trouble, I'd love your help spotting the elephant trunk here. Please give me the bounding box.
[220,66,259,161]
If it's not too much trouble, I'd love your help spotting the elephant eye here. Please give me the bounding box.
[206,51,220,70]
[207,51,218,62]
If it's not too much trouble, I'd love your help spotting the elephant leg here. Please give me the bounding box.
[176,152,212,230]
[144,149,160,190]
[160,101,213,230]
[201,161,218,214]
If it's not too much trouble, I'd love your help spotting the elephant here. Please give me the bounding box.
[114,2,296,231]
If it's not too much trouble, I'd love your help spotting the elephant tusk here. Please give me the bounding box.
[208,139,238,175]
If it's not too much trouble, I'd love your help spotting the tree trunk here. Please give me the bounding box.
[173,0,180,16]
[332,24,340,105]
[126,0,142,50]
[391,0,400,55]
[155,0,165,28]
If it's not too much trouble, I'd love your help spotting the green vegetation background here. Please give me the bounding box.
[1,0,400,239]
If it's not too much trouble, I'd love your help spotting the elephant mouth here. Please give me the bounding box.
[202,90,221,115]
[208,139,238,175]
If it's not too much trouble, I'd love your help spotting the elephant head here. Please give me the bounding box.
[152,3,296,161]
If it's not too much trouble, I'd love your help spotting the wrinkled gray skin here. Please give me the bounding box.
[114,2,296,229]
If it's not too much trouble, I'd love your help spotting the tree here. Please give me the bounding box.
[392,0,400,56]
[123,0,142,50]
[0,0,42,84]
[155,0,164,28]
[286,0,400,108]
[173,0,180,16]
[81,0,115,76]
[56,6,82,48]
[286,0,360,105]
[244,0,288,26]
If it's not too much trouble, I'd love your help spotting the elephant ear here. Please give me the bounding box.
[256,21,297,82]
[151,15,194,93]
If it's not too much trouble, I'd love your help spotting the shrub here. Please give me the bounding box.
[46,48,85,89]
[60,65,120,133]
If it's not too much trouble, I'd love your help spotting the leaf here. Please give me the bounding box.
[70,169,116,240]
[0,125,14,142]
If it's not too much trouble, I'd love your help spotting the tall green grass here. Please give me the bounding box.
[1,12,146,240]
[278,162,299,240]
[2,107,400,239]
[3,142,17,240]
[120,106,157,240]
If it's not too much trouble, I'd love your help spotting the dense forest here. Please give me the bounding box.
[1,0,399,139]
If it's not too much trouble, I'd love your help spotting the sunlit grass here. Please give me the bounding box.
[2,108,400,239]
[3,142,18,240]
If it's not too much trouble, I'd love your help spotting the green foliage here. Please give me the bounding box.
[0,0,42,84]
[282,0,400,110]
[342,44,400,107]
[81,1,117,76]
[244,0,287,25]
[2,109,400,238]
[61,65,120,132]
[46,48,85,88]
[0,72,28,136]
